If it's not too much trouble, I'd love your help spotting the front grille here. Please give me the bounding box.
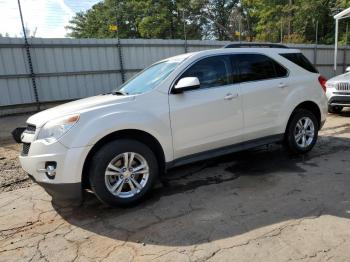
[336,82,350,91]
[22,143,31,156]
[330,100,350,105]
[26,124,36,133]
[334,92,350,95]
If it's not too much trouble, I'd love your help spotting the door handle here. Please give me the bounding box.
[278,83,288,88]
[224,93,238,100]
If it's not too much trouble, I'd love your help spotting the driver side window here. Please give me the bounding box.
[181,55,232,89]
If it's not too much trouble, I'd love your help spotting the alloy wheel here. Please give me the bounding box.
[104,152,149,198]
[294,116,315,148]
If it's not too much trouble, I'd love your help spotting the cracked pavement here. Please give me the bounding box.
[1,112,350,261]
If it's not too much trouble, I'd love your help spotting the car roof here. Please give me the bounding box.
[224,43,289,49]
[160,47,301,65]
[199,47,300,55]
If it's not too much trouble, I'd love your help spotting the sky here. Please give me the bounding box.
[0,0,100,38]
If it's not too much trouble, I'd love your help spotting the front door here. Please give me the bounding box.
[169,55,244,159]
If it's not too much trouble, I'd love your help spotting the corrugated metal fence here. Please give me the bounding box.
[0,37,349,115]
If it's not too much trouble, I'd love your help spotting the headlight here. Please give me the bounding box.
[326,82,336,89]
[37,114,80,143]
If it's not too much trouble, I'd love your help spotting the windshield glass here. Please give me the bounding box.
[117,58,184,95]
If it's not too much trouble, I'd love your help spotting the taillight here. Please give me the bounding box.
[318,75,327,92]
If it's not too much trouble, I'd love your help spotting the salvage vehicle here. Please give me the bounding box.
[14,43,328,207]
[326,67,350,113]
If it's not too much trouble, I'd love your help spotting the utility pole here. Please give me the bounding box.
[115,1,125,83]
[182,9,187,53]
[239,17,242,43]
[315,20,318,45]
[314,20,318,67]
[18,0,39,111]
[280,20,283,43]
[288,0,292,38]
[346,22,349,46]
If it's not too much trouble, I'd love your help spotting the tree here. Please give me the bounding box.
[240,0,338,44]
[66,0,350,44]
[66,0,204,39]
[19,25,37,38]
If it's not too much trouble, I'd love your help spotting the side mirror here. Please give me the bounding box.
[173,77,200,94]
[346,66,350,72]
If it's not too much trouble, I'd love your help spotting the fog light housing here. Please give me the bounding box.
[45,162,57,179]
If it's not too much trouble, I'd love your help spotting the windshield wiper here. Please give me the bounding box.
[112,90,127,96]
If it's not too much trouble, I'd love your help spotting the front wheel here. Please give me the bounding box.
[89,139,158,207]
[285,109,319,154]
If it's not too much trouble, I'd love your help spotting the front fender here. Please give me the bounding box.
[59,110,173,162]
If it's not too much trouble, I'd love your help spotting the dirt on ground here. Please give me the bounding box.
[0,113,33,192]
[0,141,32,192]
[0,112,350,262]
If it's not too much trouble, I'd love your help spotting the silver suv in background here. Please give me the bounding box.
[326,68,350,113]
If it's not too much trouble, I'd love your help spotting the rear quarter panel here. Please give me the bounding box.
[277,73,327,133]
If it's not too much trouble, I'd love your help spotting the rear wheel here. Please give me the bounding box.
[285,109,319,154]
[89,139,158,207]
[328,105,343,114]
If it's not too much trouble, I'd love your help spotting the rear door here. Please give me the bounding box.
[233,53,289,140]
[169,55,243,159]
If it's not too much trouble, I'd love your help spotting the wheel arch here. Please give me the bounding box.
[81,129,166,190]
[285,101,322,135]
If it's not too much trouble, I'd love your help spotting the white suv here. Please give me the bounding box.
[15,44,328,206]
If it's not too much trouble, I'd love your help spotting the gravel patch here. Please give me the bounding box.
[0,141,32,192]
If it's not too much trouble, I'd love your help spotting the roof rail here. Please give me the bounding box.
[224,42,289,49]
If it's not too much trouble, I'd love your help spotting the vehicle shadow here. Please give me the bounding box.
[328,107,350,118]
[338,109,350,117]
[53,132,350,247]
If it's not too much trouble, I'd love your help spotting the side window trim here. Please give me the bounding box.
[271,58,290,78]
[279,52,318,73]
[170,54,236,93]
[232,53,289,84]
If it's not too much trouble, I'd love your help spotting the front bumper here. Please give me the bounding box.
[28,174,82,201]
[326,86,350,107]
[328,95,350,107]
[18,139,92,200]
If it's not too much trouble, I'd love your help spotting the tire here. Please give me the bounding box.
[89,139,158,207]
[328,105,343,114]
[285,109,319,154]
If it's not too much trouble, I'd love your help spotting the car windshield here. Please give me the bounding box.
[117,57,185,95]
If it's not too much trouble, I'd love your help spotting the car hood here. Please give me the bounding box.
[328,72,350,83]
[27,94,134,127]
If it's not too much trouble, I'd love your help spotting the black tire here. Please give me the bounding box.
[285,109,319,154]
[89,139,158,207]
[328,105,343,114]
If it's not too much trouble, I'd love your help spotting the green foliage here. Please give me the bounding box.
[66,0,205,39]
[242,0,337,44]
[67,0,350,44]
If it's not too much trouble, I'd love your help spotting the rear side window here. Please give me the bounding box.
[280,53,318,73]
[235,54,288,82]
[181,55,231,89]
